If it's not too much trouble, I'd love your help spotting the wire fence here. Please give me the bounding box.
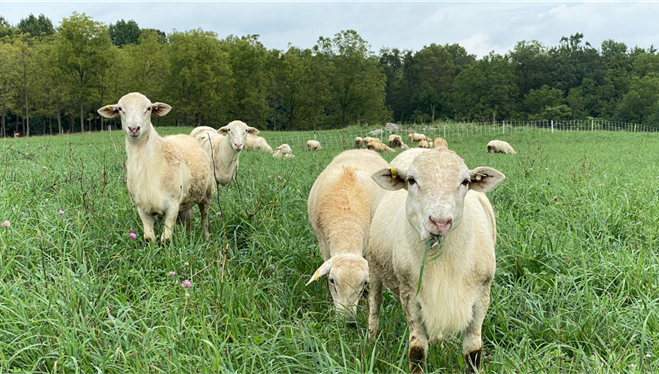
[259,119,659,151]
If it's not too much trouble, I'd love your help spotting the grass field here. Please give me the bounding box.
[1,127,658,373]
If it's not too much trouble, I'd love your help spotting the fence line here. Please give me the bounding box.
[260,119,658,151]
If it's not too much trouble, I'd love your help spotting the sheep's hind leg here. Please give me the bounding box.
[367,276,383,342]
[198,200,210,239]
[177,208,194,234]
[161,205,180,244]
[462,286,491,373]
[137,208,156,243]
[400,287,428,374]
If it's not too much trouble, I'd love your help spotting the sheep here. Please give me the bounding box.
[401,143,410,151]
[306,140,322,151]
[189,126,219,141]
[408,133,427,143]
[388,134,403,148]
[418,140,430,148]
[362,136,381,145]
[306,149,390,322]
[273,144,296,159]
[367,149,505,373]
[245,134,273,152]
[367,141,396,153]
[434,137,448,150]
[98,92,215,243]
[191,120,259,186]
[487,140,516,154]
[354,137,363,149]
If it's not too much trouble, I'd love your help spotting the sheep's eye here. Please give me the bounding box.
[408,177,416,185]
[227,129,231,132]
[462,179,470,186]
[364,281,368,287]
[329,277,335,285]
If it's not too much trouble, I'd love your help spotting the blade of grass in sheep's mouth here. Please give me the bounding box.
[416,235,444,296]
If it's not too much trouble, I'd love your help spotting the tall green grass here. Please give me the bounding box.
[1,129,658,373]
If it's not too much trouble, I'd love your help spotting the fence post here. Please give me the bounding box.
[591,120,593,131]
[634,124,637,132]
[551,120,554,134]
[502,121,505,134]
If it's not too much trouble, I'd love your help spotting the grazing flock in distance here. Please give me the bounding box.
[98,92,516,373]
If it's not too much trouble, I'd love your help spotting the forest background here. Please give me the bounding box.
[2,12,659,137]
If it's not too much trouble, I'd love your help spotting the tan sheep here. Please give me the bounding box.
[434,137,448,150]
[273,144,295,159]
[388,134,403,148]
[368,149,505,373]
[354,137,363,149]
[306,140,322,151]
[362,136,380,145]
[367,141,396,153]
[487,140,516,154]
[418,140,430,148]
[98,92,215,243]
[408,133,427,143]
[306,149,389,322]
[245,134,273,152]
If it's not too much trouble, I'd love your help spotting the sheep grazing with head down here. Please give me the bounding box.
[487,140,516,154]
[388,134,403,148]
[418,140,430,148]
[98,92,215,243]
[306,140,322,151]
[354,137,363,149]
[367,149,505,373]
[190,120,259,186]
[434,137,448,150]
[408,133,427,143]
[367,141,396,153]
[273,144,295,159]
[307,149,389,323]
[245,134,273,152]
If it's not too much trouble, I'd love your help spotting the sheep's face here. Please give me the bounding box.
[275,144,292,154]
[306,254,369,322]
[97,92,171,141]
[219,121,259,151]
[372,150,505,241]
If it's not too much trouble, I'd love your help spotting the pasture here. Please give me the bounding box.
[1,128,658,373]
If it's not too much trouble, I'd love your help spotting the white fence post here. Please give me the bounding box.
[551,120,554,134]
[502,121,505,134]
[634,124,637,132]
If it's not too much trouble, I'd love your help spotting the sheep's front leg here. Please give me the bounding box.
[161,204,180,244]
[400,286,428,374]
[137,207,156,243]
[368,276,383,342]
[462,286,490,373]
[198,200,210,238]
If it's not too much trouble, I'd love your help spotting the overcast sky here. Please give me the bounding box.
[2,1,658,57]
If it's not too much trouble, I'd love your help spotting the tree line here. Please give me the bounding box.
[1,12,659,137]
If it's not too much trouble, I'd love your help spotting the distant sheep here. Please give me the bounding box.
[306,140,322,151]
[98,92,215,243]
[246,134,273,152]
[408,133,427,143]
[191,120,259,186]
[367,141,396,153]
[363,136,380,145]
[368,149,505,373]
[487,140,516,154]
[401,143,410,151]
[354,137,363,149]
[434,137,448,150]
[369,128,384,136]
[273,144,295,159]
[418,140,430,148]
[388,134,403,148]
[307,149,389,322]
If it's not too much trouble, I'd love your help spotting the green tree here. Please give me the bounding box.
[55,12,113,132]
[616,74,659,123]
[0,42,18,136]
[523,85,563,117]
[109,19,141,47]
[122,30,170,98]
[300,45,331,130]
[17,13,54,37]
[510,40,551,97]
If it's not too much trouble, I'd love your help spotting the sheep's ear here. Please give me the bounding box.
[247,127,259,135]
[306,258,333,286]
[218,127,229,134]
[469,167,505,192]
[151,102,171,117]
[97,104,119,118]
[372,167,407,191]
[274,146,282,151]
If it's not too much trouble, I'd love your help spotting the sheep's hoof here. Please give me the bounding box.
[464,349,482,373]
[160,238,171,247]
[409,346,425,374]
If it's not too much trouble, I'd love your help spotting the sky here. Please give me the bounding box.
[1,1,658,57]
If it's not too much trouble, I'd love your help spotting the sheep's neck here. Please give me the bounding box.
[125,126,163,193]
[213,137,240,184]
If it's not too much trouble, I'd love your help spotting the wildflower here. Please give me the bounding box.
[129,232,137,240]
[629,364,635,369]
[185,292,190,297]
[553,196,558,201]
[278,175,282,180]
[184,262,189,266]
[216,212,222,216]
[599,183,602,186]
[2,220,10,228]
[602,221,606,225]
[32,163,35,166]
[45,198,49,202]
[268,175,271,178]
[182,279,192,288]
[42,166,46,169]
[269,264,275,270]
[297,189,301,193]
[169,271,176,276]
[545,168,548,171]
[645,354,652,359]
[58,210,64,215]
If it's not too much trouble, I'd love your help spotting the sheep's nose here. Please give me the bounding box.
[429,216,452,235]
[234,143,243,150]
[128,126,141,134]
